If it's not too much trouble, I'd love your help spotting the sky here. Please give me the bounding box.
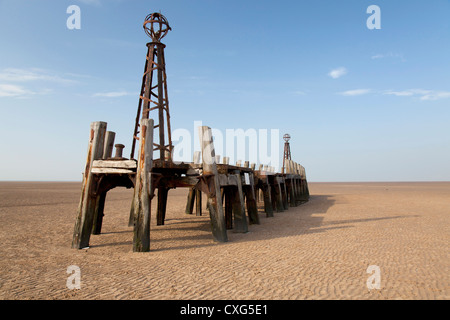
[0,0,449,182]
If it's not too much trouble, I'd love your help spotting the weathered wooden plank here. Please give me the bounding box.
[91,168,135,174]
[92,160,137,169]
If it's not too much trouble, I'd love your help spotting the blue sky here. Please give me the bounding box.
[0,0,449,181]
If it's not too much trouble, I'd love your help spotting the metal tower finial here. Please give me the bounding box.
[143,12,171,42]
[283,133,291,142]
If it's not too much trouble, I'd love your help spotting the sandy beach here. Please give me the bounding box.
[0,181,448,300]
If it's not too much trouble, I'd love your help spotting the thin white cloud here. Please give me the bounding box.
[339,89,371,96]
[384,89,450,101]
[93,91,130,98]
[328,67,347,79]
[0,84,52,98]
[371,52,405,62]
[0,84,32,97]
[420,91,450,101]
[0,68,76,84]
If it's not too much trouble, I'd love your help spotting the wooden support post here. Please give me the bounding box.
[245,172,259,225]
[72,121,107,249]
[91,131,114,234]
[91,191,106,235]
[156,187,169,225]
[274,179,284,212]
[281,180,289,210]
[185,188,195,214]
[224,187,233,229]
[231,173,248,233]
[193,151,201,164]
[286,160,297,207]
[185,151,201,215]
[289,179,297,207]
[262,180,274,217]
[195,189,202,216]
[103,131,116,159]
[199,126,228,242]
[132,119,154,252]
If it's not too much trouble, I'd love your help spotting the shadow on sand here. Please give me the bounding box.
[90,193,419,252]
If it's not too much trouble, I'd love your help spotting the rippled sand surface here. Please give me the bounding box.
[0,181,448,300]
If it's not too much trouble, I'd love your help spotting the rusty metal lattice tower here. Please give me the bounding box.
[130,13,173,165]
[282,133,291,174]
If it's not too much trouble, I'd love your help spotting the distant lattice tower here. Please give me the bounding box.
[130,12,173,166]
[282,133,291,174]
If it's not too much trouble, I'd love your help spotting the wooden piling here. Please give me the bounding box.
[245,172,259,225]
[72,121,107,249]
[195,189,202,216]
[103,131,116,159]
[262,180,274,217]
[185,188,195,214]
[231,172,248,233]
[156,187,169,225]
[199,126,228,242]
[132,118,154,252]
[91,191,106,235]
[224,187,233,229]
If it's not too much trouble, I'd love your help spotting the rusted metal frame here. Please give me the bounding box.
[153,42,167,164]
[160,46,173,158]
[130,53,148,158]
[130,45,155,159]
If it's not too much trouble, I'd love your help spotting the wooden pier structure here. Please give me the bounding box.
[71,13,309,252]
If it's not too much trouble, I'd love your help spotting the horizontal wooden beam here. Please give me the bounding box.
[91,168,135,174]
[92,160,137,169]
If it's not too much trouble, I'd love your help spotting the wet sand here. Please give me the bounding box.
[0,181,448,300]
